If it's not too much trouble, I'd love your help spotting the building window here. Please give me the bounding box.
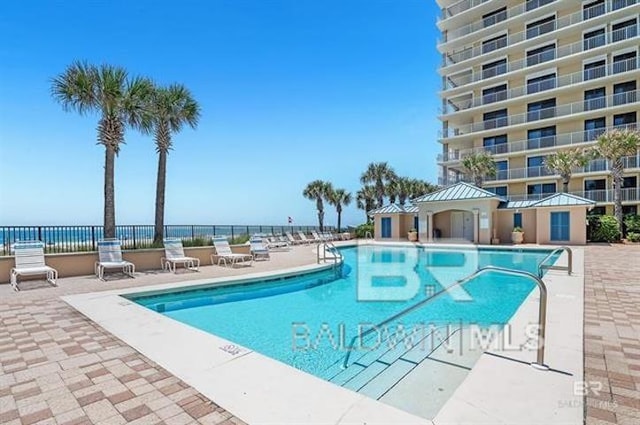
[528,183,557,199]
[527,44,555,66]
[583,28,606,50]
[483,7,507,28]
[527,98,556,121]
[482,59,508,79]
[583,0,605,20]
[613,81,637,106]
[527,16,556,39]
[486,186,508,197]
[483,109,508,129]
[584,60,606,81]
[483,134,508,154]
[589,206,606,215]
[613,0,637,11]
[623,205,638,216]
[550,212,570,241]
[513,213,523,229]
[526,0,555,12]
[612,19,637,43]
[585,179,607,201]
[613,52,637,74]
[528,126,556,149]
[614,112,637,127]
[380,217,392,238]
[584,87,606,111]
[495,160,508,180]
[482,34,507,54]
[585,117,606,140]
[527,73,556,94]
[527,156,547,177]
[482,84,508,104]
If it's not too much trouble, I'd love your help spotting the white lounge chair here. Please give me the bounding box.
[249,236,271,261]
[211,236,253,267]
[10,241,58,291]
[162,238,200,272]
[95,239,135,280]
[297,231,315,244]
[267,236,289,250]
[285,232,304,245]
[311,231,324,242]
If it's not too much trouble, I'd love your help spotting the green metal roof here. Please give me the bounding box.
[413,182,502,203]
[532,193,596,207]
[498,200,539,209]
[368,203,418,215]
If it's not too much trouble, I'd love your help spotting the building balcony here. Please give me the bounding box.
[441,24,639,89]
[505,188,640,202]
[441,57,637,115]
[440,154,639,186]
[439,0,635,44]
[440,0,557,22]
[440,90,639,139]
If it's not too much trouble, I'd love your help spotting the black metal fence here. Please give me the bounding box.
[0,224,333,255]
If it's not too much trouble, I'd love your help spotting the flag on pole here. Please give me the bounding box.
[288,216,293,224]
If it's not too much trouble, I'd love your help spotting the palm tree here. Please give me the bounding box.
[395,177,413,205]
[52,62,153,238]
[356,186,377,222]
[303,180,332,231]
[543,148,589,193]
[327,188,352,232]
[461,152,496,188]
[150,84,201,245]
[385,179,400,204]
[360,162,398,206]
[593,128,640,233]
[409,179,438,200]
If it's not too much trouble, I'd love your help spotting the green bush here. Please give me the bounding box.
[591,215,621,242]
[626,232,640,243]
[229,234,251,245]
[355,223,374,238]
[624,214,640,233]
[182,237,211,247]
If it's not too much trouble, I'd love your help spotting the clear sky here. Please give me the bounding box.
[0,0,441,227]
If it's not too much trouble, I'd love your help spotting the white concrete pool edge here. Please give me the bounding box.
[63,259,431,425]
[434,248,585,425]
[62,244,585,425]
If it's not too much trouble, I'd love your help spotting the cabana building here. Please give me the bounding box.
[370,182,595,245]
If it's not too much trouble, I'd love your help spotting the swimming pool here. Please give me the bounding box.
[128,245,555,384]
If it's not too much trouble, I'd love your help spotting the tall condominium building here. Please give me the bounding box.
[436,0,639,216]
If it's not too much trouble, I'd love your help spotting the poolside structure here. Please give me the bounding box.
[370,181,595,244]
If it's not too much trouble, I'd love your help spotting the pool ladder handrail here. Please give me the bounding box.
[316,237,341,266]
[341,265,550,371]
[537,246,572,278]
[364,230,373,242]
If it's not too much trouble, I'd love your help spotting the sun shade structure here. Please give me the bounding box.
[95,239,135,280]
[162,238,200,273]
[10,241,58,291]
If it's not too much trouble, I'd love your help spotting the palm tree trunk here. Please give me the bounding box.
[153,150,168,245]
[562,176,570,193]
[103,145,116,239]
[337,206,342,232]
[474,175,483,188]
[612,161,624,234]
[318,210,324,231]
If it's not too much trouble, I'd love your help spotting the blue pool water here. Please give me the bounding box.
[128,245,556,380]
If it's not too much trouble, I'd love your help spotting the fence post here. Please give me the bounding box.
[231,226,235,241]
[37,226,42,242]
[213,225,216,236]
[246,225,250,236]
[191,225,195,240]
[132,226,137,249]
[91,226,96,251]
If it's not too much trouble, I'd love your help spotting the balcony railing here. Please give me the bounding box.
[440,155,639,186]
[506,188,640,202]
[440,0,635,44]
[441,58,638,115]
[440,90,639,138]
[438,124,638,162]
[440,0,490,20]
[443,25,639,88]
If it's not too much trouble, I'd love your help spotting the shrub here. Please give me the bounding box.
[355,223,374,238]
[626,232,640,243]
[624,214,640,234]
[591,215,621,242]
[229,234,251,245]
[182,237,211,247]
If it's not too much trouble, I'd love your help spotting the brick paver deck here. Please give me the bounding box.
[0,245,321,425]
[584,245,640,425]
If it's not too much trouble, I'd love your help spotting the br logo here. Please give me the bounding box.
[356,241,478,302]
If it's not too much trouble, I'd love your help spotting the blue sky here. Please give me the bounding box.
[0,0,441,226]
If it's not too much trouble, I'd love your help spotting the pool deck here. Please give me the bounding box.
[0,242,638,424]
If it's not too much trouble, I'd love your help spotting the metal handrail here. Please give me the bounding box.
[538,246,573,278]
[364,231,373,241]
[316,239,341,265]
[342,265,550,370]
